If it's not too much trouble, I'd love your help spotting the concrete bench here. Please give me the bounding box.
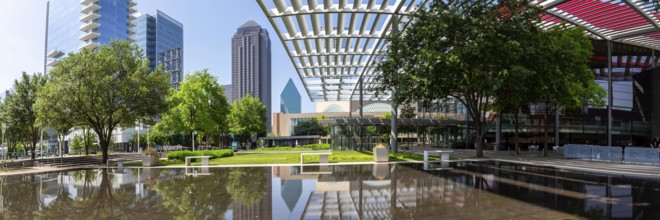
[185,156,211,166]
[423,150,453,162]
[300,152,332,164]
[108,158,125,169]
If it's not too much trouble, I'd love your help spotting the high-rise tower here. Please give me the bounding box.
[46,0,136,70]
[131,10,184,88]
[232,20,272,131]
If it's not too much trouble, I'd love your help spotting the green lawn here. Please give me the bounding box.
[162,150,441,166]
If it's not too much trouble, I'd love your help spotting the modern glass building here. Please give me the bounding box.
[131,10,184,88]
[46,0,136,70]
[280,78,301,114]
[232,20,272,131]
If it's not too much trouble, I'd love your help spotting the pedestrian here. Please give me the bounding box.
[651,137,658,148]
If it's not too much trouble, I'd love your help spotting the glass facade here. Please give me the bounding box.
[131,10,183,88]
[46,0,133,71]
[280,78,301,114]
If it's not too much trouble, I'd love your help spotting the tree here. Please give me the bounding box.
[530,27,605,156]
[40,40,170,163]
[4,72,47,159]
[228,94,267,148]
[153,70,230,149]
[70,134,84,155]
[293,118,328,136]
[374,0,599,157]
[399,104,416,119]
[35,74,76,157]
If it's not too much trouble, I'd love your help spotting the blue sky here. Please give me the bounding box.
[0,0,314,112]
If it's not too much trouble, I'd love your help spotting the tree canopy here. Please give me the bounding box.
[4,72,47,159]
[153,69,230,148]
[293,118,328,136]
[375,0,603,157]
[228,94,267,147]
[39,40,171,163]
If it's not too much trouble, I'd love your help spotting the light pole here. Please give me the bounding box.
[192,131,197,151]
[135,121,141,154]
[1,123,6,162]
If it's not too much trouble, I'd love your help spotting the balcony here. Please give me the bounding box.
[128,29,135,35]
[80,41,99,50]
[128,13,138,21]
[128,22,136,28]
[80,3,100,14]
[79,12,100,22]
[47,59,59,67]
[47,50,64,58]
[79,21,99,31]
[129,7,137,14]
[80,0,99,5]
[79,31,100,41]
[128,0,137,7]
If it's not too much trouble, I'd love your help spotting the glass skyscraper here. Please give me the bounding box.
[131,10,184,88]
[280,78,301,114]
[232,20,272,131]
[46,0,136,70]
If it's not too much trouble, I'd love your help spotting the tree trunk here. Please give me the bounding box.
[475,121,484,158]
[83,128,90,155]
[543,108,549,157]
[31,138,37,160]
[515,108,520,155]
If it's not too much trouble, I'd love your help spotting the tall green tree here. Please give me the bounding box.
[153,70,230,149]
[531,27,605,156]
[40,40,170,163]
[35,74,77,157]
[293,118,328,136]
[376,0,544,157]
[4,72,48,159]
[228,94,267,148]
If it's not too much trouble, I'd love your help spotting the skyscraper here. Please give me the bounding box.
[45,0,136,70]
[232,20,271,131]
[132,10,184,88]
[280,78,301,114]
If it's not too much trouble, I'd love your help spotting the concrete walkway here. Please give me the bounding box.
[414,148,660,178]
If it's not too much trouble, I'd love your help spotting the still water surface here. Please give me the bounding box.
[0,161,658,219]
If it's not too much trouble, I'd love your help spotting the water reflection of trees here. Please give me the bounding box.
[153,169,234,220]
[35,169,170,219]
[226,167,267,206]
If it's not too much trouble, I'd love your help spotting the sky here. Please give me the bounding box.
[0,0,315,113]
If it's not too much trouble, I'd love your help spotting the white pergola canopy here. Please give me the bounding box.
[259,0,660,102]
[257,0,428,102]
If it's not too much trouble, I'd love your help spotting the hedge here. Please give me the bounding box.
[301,143,331,150]
[166,149,233,161]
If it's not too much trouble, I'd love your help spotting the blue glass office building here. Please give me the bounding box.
[46,0,135,70]
[281,78,301,114]
[131,10,184,88]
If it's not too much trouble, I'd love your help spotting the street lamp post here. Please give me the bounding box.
[136,121,141,154]
[1,123,6,162]
[192,131,197,151]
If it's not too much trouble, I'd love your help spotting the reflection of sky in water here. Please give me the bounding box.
[2,162,659,219]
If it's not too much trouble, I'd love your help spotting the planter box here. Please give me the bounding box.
[373,147,389,162]
[142,155,159,167]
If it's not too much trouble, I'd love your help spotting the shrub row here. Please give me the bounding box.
[255,146,312,151]
[300,143,331,150]
[166,149,233,161]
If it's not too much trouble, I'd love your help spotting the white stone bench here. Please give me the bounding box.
[300,152,332,164]
[423,150,454,163]
[423,150,453,170]
[107,158,125,169]
[185,156,212,166]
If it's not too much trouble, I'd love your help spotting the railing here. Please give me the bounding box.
[564,144,660,164]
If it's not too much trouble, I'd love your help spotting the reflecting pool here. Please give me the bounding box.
[0,161,659,219]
